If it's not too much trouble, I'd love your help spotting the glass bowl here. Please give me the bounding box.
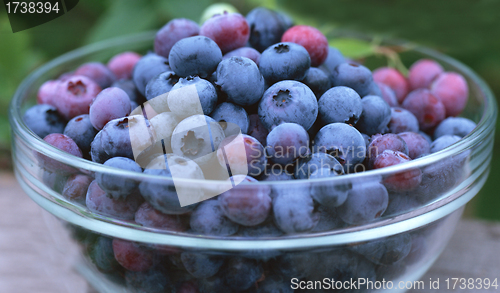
[9,32,497,293]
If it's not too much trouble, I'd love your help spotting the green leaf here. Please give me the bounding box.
[329,38,375,59]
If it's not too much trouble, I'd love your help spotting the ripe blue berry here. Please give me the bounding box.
[190,199,239,236]
[302,67,332,99]
[170,76,218,116]
[433,117,476,139]
[273,184,319,233]
[216,56,265,106]
[24,104,66,138]
[332,63,373,97]
[211,102,249,136]
[356,95,391,136]
[388,107,419,134]
[168,36,222,78]
[144,71,180,101]
[266,122,310,165]
[337,180,388,225]
[294,152,343,179]
[154,18,200,58]
[259,42,311,84]
[246,7,289,52]
[258,80,318,130]
[318,86,363,125]
[132,53,170,96]
[63,114,97,157]
[96,157,142,200]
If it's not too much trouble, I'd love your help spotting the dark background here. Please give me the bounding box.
[0,0,498,219]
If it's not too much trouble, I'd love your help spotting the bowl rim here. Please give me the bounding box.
[9,32,498,249]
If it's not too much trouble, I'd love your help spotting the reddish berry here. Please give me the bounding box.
[366,133,408,169]
[402,89,446,131]
[408,59,444,90]
[373,67,409,103]
[85,181,143,220]
[89,87,131,130]
[217,134,267,177]
[200,12,250,54]
[62,174,92,205]
[224,47,261,65]
[112,239,155,272]
[38,133,83,173]
[107,51,142,80]
[74,62,116,89]
[155,18,200,58]
[177,281,200,293]
[399,132,431,159]
[373,150,422,191]
[281,25,329,67]
[52,75,102,120]
[37,80,60,105]
[218,175,272,226]
[135,202,189,231]
[430,72,469,117]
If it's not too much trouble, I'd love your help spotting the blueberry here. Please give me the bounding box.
[24,104,66,138]
[294,152,343,179]
[332,62,373,97]
[430,134,461,153]
[310,168,350,208]
[132,53,170,95]
[373,67,409,103]
[200,12,250,54]
[402,89,446,131]
[223,47,261,65]
[145,70,180,101]
[169,36,222,78]
[266,122,310,165]
[430,72,469,117]
[399,131,431,159]
[337,180,388,225]
[74,62,116,89]
[90,117,139,163]
[259,164,294,182]
[313,123,366,173]
[388,107,419,133]
[433,117,476,139]
[89,87,132,130]
[281,25,329,67]
[217,134,267,177]
[373,81,399,107]
[86,181,144,220]
[384,193,420,215]
[259,42,311,84]
[107,51,142,80]
[154,18,200,58]
[112,239,155,272]
[169,76,218,117]
[210,102,249,136]
[135,202,188,231]
[318,86,363,125]
[216,56,265,106]
[356,95,391,136]
[139,155,202,214]
[190,200,239,236]
[366,133,409,169]
[246,7,289,52]
[181,252,224,279]
[350,233,412,265]
[218,175,272,226]
[111,79,146,108]
[373,150,422,192]
[125,267,172,293]
[88,236,122,273]
[258,80,318,130]
[319,46,346,81]
[302,67,332,99]
[62,174,92,205]
[96,157,142,200]
[52,75,102,120]
[273,184,319,233]
[312,206,346,232]
[271,251,319,279]
[171,115,225,168]
[38,134,82,173]
[247,114,269,147]
[220,257,263,290]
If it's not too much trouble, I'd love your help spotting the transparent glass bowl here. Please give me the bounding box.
[9,32,497,293]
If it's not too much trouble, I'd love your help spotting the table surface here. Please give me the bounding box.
[1,171,499,293]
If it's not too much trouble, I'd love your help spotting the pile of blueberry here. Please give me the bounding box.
[24,6,476,292]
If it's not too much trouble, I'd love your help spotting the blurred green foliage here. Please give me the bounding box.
[0,0,498,219]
